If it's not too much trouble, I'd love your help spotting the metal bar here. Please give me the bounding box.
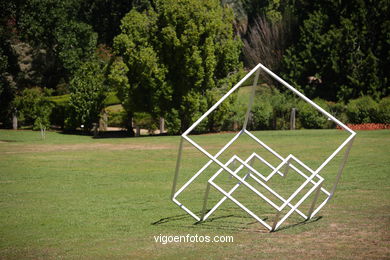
[183,64,263,136]
[310,194,331,217]
[172,198,200,221]
[172,63,356,231]
[173,130,242,198]
[283,160,291,178]
[203,172,250,220]
[243,69,260,130]
[209,180,273,231]
[245,131,330,196]
[258,64,355,135]
[200,183,211,220]
[205,154,308,220]
[329,137,355,198]
[271,210,281,231]
[275,179,323,230]
[171,137,184,199]
[315,133,356,174]
[307,182,323,219]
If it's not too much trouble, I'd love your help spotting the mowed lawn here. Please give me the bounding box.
[0,129,389,259]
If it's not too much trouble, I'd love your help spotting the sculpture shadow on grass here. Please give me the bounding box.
[152,208,323,233]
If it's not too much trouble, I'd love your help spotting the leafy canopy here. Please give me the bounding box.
[112,0,242,132]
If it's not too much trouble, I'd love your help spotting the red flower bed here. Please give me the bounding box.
[337,123,390,130]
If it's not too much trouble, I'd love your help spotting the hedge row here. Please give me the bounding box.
[48,89,390,132]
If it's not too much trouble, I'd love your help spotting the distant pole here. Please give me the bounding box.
[12,109,17,130]
[159,117,165,134]
[290,108,296,130]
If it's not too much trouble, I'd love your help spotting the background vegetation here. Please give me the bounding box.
[1,0,389,134]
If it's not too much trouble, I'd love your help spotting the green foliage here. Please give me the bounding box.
[377,97,390,124]
[107,110,126,127]
[282,1,389,101]
[251,96,273,130]
[18,0,97,78]
[165,109,181,135]
[13,87,53,130]
[223,93,246,131]
[104,92,121,106]
[133,112,158,133]
[346,96,378,124]
[326,101,348,125]
[54,21,98,74]
[112,0,242,133]
[240,0,284,23]
[67,59,107,130]
[297,98,329,129]
[204,87,235,132]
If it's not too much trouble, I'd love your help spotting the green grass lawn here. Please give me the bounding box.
[0,129,389,259]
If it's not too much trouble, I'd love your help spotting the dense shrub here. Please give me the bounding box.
[327,101,347,124]
[107,110,126,127]
[165,109,181,134]
[251,96,273,130]
[346,96,378,124]
[104,92,121,106]
[14,87,53,130]
[223,93,246,131]
[297,98,330,129]
[377,97,390,123]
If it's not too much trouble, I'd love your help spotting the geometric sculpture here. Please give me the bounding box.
[171,63,356,231]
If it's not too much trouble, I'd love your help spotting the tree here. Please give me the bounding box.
[112,0,242,133]
[13,87,53,131]
[281,0,390,101]
[67,59,107,131]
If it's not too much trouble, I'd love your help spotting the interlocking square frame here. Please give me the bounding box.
[171,63,356,232]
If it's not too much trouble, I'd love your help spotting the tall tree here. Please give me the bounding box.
[67,59,107,131]
[112,0,242,133]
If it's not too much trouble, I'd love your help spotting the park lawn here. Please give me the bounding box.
[0,129,389,259]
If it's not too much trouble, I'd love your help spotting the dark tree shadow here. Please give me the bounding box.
[58,130,172,139]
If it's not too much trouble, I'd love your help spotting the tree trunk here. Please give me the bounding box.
[126,111,135,136]
[159,117,165,134]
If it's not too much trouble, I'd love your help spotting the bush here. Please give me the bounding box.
[14,87,53,130]
[346,96,378,124]
[251,96,273,130]
[223,93,246,131]
[327,101,347,122]
[104,92,121,106]
[377,97,390,123]
[297,98,330,129]
[107,110,126,127]
[267,90,300,130]
[165,109,181,134]
[67,59,106,131]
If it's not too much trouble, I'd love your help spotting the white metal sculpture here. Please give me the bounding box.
[171,63,356,232]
